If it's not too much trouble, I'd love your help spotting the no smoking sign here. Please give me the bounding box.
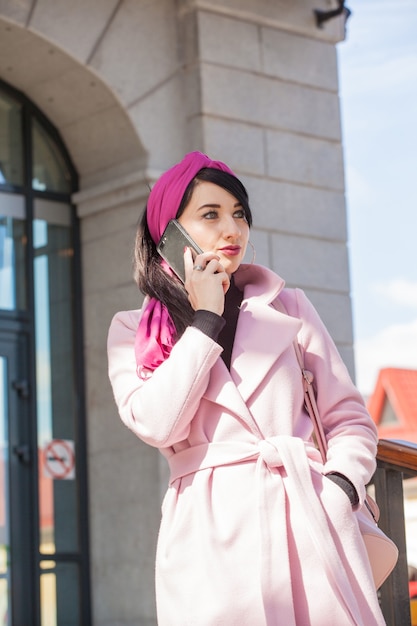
[43,439,76,480]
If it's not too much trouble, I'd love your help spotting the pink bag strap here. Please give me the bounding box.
[272,296,327,462]
[273,296,380,522]
[291,339,328,463]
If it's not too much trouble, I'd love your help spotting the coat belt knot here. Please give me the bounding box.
[257,438,284,469]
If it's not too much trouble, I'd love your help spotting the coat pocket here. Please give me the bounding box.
[310,467,358,537]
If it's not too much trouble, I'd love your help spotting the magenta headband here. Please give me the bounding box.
[146,151,236,244]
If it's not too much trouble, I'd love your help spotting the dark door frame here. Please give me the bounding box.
[0,77,91,626]
[0,321,39,625]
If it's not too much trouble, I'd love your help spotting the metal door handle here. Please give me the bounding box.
[13,444,31,464]
[12,380,30,399]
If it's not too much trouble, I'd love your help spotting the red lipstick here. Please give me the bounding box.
[219,246,241,256]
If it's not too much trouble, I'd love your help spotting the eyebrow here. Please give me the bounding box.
[197,201,242,211]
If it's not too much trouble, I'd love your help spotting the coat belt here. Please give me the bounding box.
[167,436,321,484]
[166,436,364,625]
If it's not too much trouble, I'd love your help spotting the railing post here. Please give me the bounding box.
[374,466,411,626]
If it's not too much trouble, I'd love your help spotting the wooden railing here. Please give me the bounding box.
[373,439,417,626]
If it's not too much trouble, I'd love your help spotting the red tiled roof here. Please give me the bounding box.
[367,368,417,443]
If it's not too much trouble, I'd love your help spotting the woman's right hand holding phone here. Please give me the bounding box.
[183,247,230,316]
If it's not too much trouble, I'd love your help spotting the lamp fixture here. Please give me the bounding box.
[314,0,351,29]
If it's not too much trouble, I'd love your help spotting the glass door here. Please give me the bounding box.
[0,78,90,625]
[0,352,10,624]
[0,329,37,625]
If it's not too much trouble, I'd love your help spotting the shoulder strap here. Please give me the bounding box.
[272,296,328,462]
[273,298,380,520]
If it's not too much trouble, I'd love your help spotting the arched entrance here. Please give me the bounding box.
[0,12,147,624]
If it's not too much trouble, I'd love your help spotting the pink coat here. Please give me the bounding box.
[107,264,385,626]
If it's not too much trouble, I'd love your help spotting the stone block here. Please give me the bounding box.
[198,11,261,72]
[29,65,117,128]
[61,105,142,185]
[80,200,141,244]
[241,175,347,240]
[89,443,160,520]
[183,0,345,43]
[82,224,137,294]
[266,129,344,190]
[178,8,199,68]
[89,0,179,106]
[128,75,187,172]
[89,445,159,623]
[83,282,141,353]
[301,288,354,344]
[202,117,265,175]
[74,167,150,214]
[91,561,157,626]
[201,63,342,140]
[185,115,205,155]
[83,287,142,457]
[270,232,350,292]
[29,0,120,64]
[0,0,33,25]
[85,353,133,456]
[262,26,338,90]
[182,64,204,127]
[0,21,74,89]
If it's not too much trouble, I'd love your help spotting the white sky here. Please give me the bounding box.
[337,0,417,395]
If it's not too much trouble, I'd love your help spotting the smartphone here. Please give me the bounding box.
[157,219,203,283]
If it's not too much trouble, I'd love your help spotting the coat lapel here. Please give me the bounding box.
[231,297,301,401]
[202,359,260,434]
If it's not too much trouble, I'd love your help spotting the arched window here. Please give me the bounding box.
[0,79,90,626]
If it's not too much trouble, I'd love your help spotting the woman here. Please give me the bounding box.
[107,151,385,625]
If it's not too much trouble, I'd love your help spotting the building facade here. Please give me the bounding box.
[0,1,352,624]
